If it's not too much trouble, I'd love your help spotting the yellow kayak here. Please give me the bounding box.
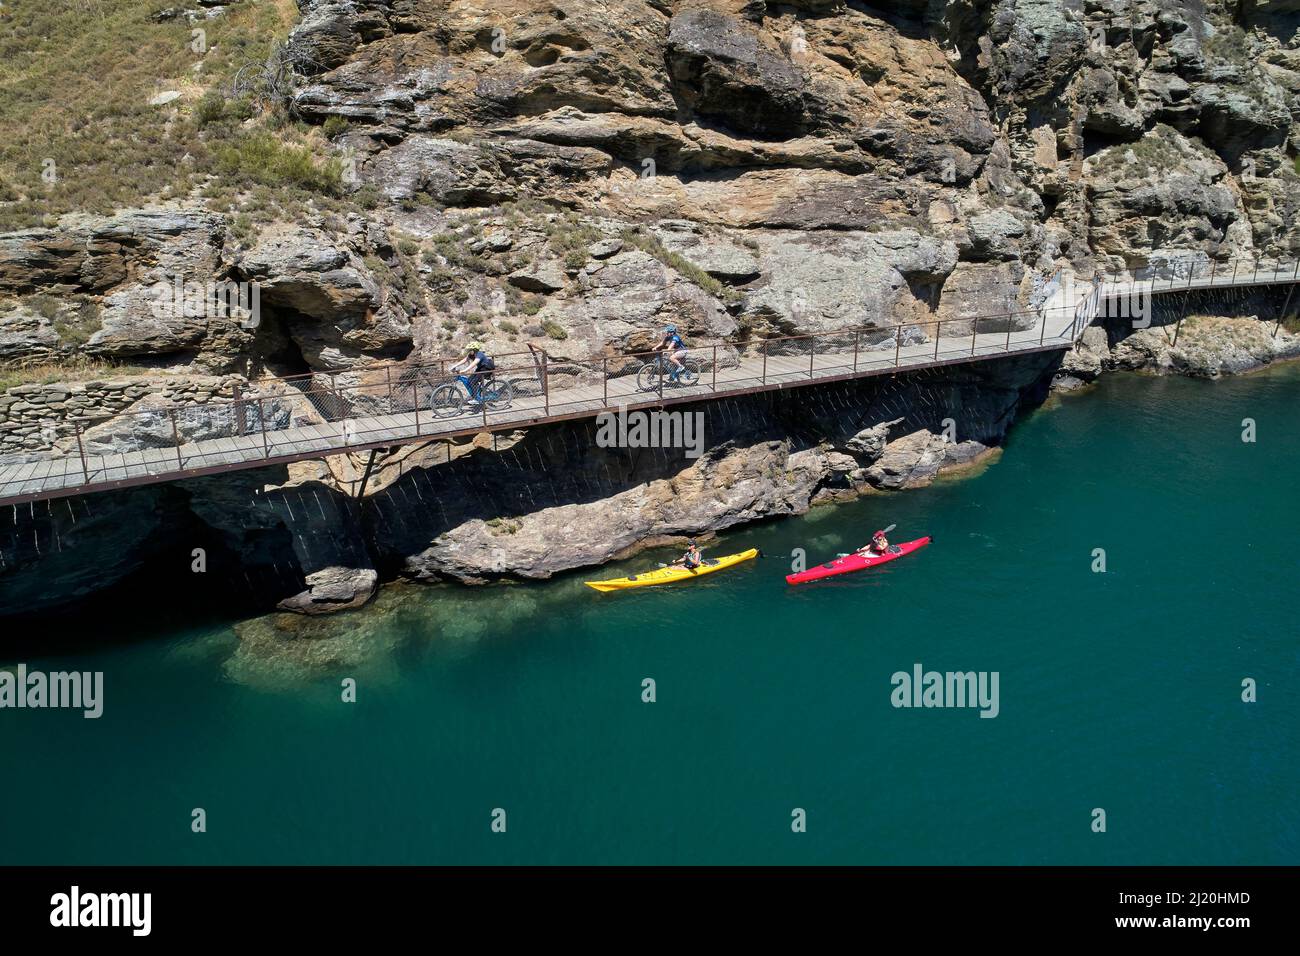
[584,548,759,592]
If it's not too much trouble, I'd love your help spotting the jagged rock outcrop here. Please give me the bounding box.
[1065,314,1300,380]
[1055,284,1300,385]
[0,303,59,360]
[277,565,378,614]
[1084,125,1247,261]
[0,207,418,373]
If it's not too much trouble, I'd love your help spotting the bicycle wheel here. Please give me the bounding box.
[507,376,543,398]
[676,359,701,387]
[430,383,464,419]
[635,362,661,392]
[482,377,514,410]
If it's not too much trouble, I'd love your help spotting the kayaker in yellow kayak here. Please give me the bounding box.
[584,547,757,591]
[671,540,703,571]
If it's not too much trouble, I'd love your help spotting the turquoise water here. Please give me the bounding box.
[2,367,1298,865]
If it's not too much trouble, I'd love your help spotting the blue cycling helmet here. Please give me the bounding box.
[664,324,677,333]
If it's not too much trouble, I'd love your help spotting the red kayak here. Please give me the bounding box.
[785,536,931,585]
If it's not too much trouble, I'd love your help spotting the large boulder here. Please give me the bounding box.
[396,437,828,582]
[1111,315,1300,376]
[277,566,378,614]
[985,0,1089,103]
[666,9,812,139]
[740,229,958,333]
[652,221,761,282]
[542,247,737,355]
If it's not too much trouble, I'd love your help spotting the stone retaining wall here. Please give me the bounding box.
[0,375,245,453]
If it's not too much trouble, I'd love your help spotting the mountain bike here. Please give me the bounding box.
[429,373,514,419]
[635,352,701,392]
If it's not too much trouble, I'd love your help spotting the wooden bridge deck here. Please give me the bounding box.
[1,258,1295,507]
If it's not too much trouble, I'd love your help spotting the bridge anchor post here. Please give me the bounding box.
[356,448,379,499]
[1274,279,1297,338]
[75,422,89,484]
[169,408,183,469]
[258,398,269,457]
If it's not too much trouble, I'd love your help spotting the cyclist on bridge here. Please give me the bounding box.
[449,341,495,404]
[654,324,689,382]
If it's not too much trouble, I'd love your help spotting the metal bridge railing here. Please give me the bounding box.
[2,254,1297,505]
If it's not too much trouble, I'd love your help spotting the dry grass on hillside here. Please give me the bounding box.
[0,0,346,230]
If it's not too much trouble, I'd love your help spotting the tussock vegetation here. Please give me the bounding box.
[1202,29,1253,65]
[1090,124,1193,174]
[0,356,152,392]
[0,0,335,231]
[545,215,602,270]
[620,228,742,304]
[52,300,104,346]
[500,197,551,227]
[1201,27,1284,108]
[214,132,345,196]
[430,232,491,274]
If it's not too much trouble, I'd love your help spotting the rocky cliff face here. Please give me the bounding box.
[1058,283,1300,383]
[9,1,1300,377]
[4,0,1300,623]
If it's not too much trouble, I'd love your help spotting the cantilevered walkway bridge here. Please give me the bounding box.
[1,257,1296,507]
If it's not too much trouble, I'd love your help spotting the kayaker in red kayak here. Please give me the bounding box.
[855,529,891,556]
[785,526,927,585]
